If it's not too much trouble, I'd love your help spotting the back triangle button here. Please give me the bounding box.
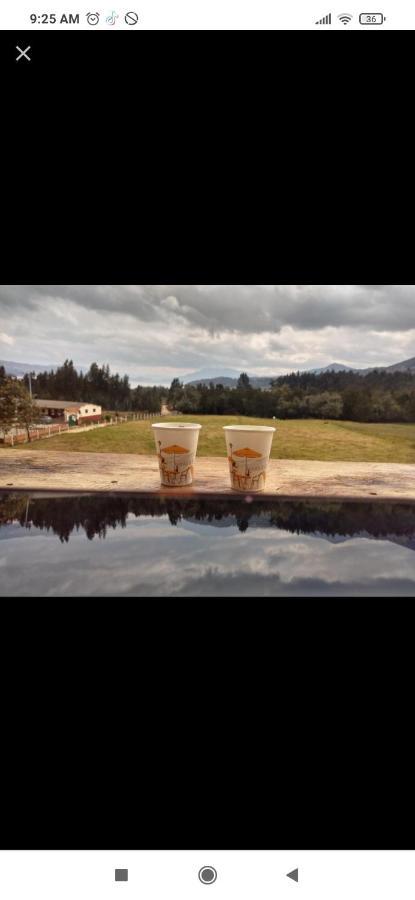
[287,869,298,883]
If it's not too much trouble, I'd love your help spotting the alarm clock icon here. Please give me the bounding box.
[86,11,100,24]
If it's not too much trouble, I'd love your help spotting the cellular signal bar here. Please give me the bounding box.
[315,12,332,22]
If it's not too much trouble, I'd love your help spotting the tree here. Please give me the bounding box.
[342,387,373,421]
[401,390,415,423]
[168,378,184,408]
[16,384,38,440]
[237,372,251,390]
[0,378,18,436]
[0,378,37,440]
[305,391,343,419]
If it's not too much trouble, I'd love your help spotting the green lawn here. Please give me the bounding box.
[5,415,415,463]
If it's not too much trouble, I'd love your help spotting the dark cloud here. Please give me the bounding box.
[1,285,415,383]
[2,284,415,332]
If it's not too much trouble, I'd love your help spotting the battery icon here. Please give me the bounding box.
[359,12,384,21]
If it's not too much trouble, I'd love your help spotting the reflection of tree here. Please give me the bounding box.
[1,492,415,545]
[236,518,249,533]
[0,494,30,524]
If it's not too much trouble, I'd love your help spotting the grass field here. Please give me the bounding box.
[5,416,415,463]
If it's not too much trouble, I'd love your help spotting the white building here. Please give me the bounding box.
[34,399,102,424]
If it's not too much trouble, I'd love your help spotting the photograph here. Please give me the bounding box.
[1,283,415,597]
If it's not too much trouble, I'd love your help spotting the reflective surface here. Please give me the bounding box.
[1,491,415,596]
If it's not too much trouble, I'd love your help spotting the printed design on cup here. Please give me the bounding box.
[157,441,194,486]
[227,444,267,491]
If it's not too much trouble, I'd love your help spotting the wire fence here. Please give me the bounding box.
[0,411,161,445]
[1,422,70,445]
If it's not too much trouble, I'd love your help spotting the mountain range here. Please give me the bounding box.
[182,368,274,388]
[306,357,415,376]
[0,359,56,377]
[183,356,415,387]
[3,355,415,386]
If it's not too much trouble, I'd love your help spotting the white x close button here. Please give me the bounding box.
[16,45,31,61]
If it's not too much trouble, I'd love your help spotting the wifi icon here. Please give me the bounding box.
[338,11,352,21]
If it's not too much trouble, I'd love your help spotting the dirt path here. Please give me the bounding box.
[1,449,415,499]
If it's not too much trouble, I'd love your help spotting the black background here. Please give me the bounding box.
[2,600,411,848]
[1,27,412,851]
[2,33,408,285]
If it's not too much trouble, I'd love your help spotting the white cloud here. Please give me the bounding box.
[0,331,14,345]
[1,285,415,384]
[160,295,180,309]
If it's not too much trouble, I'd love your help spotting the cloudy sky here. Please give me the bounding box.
[1,284,414,385]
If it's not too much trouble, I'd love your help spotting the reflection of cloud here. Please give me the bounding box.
[2,518,415,597]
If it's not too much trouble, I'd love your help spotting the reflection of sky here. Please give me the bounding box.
[2,515,415,597]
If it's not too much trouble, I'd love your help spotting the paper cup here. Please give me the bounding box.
[152,423,202,486]
[223,425,276,492]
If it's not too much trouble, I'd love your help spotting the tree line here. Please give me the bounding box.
[2,491,414,542]
[3,361,415,426]
[0,361,166,438]
[168,369,415,422]
[20,360,166,412]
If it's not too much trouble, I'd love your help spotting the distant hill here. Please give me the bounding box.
[184,369,276,388]
[310,358,415,376]
[305,358,415,377]
[186,376,239,387]
[3,353,415,387]
[185,374,276,389]
[185,355,415,387]
[382,355,415,373]
[309,363,357,374]
[0,359,55,377]
[184,365,359,387]
[182,367,241,384]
